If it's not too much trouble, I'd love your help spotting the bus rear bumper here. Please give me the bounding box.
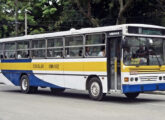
[122,83,165,93]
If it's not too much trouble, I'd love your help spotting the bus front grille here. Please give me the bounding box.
[139,76,158,81]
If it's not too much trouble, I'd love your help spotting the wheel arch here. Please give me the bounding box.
[86,75,101,90]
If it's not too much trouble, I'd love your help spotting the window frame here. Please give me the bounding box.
[16,40,30,59]
[0,32,107,60]
[84,33,107,58]
[0,43,4,59]
[4,42,17,59]
[64,35,84,59]
[31,39,46,59]
[46,37,64,59]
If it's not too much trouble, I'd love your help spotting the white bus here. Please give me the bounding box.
[0,24,165,100]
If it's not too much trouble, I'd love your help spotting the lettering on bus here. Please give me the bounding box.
[107,31,122,37]
[49,64,59,69]
[33,64,45,69]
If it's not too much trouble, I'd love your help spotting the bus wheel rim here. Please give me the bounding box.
[90,82,100,97]
[22,78,28,90]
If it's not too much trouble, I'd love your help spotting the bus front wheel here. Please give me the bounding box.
[20,75,38,93]
[125,92,140,99]
[88,77,105,101]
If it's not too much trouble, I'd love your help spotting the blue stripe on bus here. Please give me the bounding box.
[122,83,165,93]
[1,70,62,88]
[1,59,32,63]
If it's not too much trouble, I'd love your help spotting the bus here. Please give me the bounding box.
[1,24,165,101]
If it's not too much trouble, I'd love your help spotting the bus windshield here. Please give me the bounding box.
[123,37,165,66]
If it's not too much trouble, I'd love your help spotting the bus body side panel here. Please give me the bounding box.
[63,58,107,92]
[1,70,62,88]
[0,59,63,88]
[0,59,14,85]
[83,58,107,93]
[0,58,108,93]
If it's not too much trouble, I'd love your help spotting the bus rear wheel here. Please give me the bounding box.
[125,92,140,99]
[88,77,105,101]
[20,75,38,93]
[50,88,65,94]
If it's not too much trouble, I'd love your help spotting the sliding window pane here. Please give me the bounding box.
[86,34,105,45]
[17,41,29,50]
[48,38,63,48]
[0,44,3,50]
[47,48,63,58]
[85,46,105,57]
[5,43,16,50]
[65,36,83,46]
[32,40,45,48]
[4,51,16,59]
[17,50,30,59]
[32,50,45,58]
[65,47,83,57]
[0,51,3,59]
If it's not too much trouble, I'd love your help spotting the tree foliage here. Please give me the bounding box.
[0,0,165,38]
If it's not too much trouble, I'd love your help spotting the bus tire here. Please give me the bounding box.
[50,88,65,94]
[88,77,105,101]
[125,92,140,99]
[20,75,38,94]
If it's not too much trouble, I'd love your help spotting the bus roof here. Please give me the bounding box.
[0,24,165,43]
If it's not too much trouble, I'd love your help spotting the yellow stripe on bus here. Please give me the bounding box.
[121,62,165,72]
[1,62,165,73]
[0,62,107,72]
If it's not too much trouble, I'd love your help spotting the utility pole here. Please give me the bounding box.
[15,0,18,36]
[25,10,27,35]
[25,0,31,35]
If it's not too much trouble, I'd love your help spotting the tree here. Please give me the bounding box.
[72,0,100,27]
[1,0,165,39]
[116,0,134,24]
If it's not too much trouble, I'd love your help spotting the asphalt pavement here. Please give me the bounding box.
[0,85,165,120]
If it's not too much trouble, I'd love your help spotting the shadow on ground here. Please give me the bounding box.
[1,87,164,104]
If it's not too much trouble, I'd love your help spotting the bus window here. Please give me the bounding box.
[0,44,3,59]
[85,46,105,57]
[86,34,105,45]
[0,44,3,50]
[17,51,30,59]
[65,47,83,58]
[65,36,83,58]
[18,41,29,49]
[32,50,45,58]
[4,51,16,59]
[5,42,16,50]
[85,34,106,57]
[65,36,83,46]
[47,48,63,58]
[31,39,46,58]
[163,40,165,62]
[4,42,16,59]
[17,41,30,59]
[32,40,45,48]
[0,52,3,59]
[48,38,63,47]
[47,38,63,58]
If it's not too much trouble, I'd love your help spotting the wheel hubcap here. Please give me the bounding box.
[22,78,28,90]
[90,82,100,97]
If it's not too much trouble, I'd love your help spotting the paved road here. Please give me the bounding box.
[0,85,165,120]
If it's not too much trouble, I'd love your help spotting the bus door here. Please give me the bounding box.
[107,37,122,91]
